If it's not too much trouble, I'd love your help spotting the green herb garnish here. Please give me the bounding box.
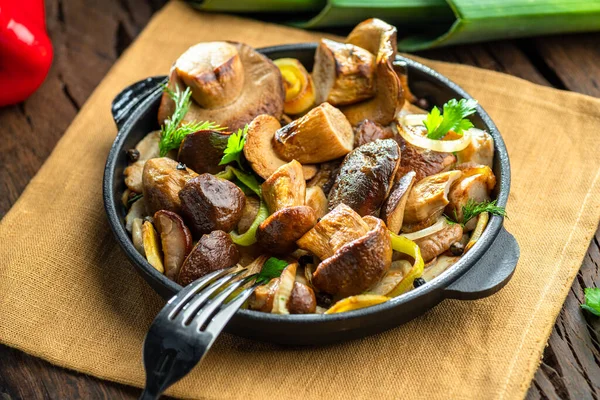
[445,199,507,226]
[462,199,507,225]
[256,257,288,284]
[581,287,600,316]
[424,98,478,140]
[159,85,224,156]
[219,125,249,170]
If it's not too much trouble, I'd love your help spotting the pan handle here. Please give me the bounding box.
[442,227,519,300]
[111,76,167,130]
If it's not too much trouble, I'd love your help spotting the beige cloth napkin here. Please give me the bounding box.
[2,2,600,399]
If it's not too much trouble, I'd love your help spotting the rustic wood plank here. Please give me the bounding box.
[0,2,599,399]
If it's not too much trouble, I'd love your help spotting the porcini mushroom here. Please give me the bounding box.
[154,210,193,280]
[178,230,240,286]
[297,205,392,297]
[394,133,456,182]
[414,222,464,262]
[272,102,354,164]
[455,128,495,167]
[177,129,231,174]
[158,42,285,131]
[178,173,246,237]
[312,39,376,106]
[328,138,400,216]
[353,119,394,147]
[339,19,403,125]
[305,186,328,219]
[380,171,417,234]
[256,160,317,253]
[446,164,496,230]
[403,170,462,230]
[124,131,162,193]
[243,114,317,180]
[142,157,198,215]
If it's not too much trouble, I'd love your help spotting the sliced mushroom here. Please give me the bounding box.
[340,19,403,126]
[243,114,317,180]
[142,221,164,273]
[178,174,246,237]
[177,129,231,174]
[178,230,240,286]
[261,160,306,213]
[123,131,162,193]
[328,138,400,216]
[303,214,392,297]
[272,262,297,314]
[380,171,417,234]
[393,133,456,182]
[307,161,341,195]
[414,222,464,262]
[297,203,369,261]
[305,186,328,219]
[272,103,354,164]
[313,39,376,106]
[154,210,193,280]
[248,277,316,314]
[125,197,147,232]
[256,161,317,253]
[403,171,462,230]
[446,164,496,230]
[274,58,316,115]
[237,196,260,234]
[455,128,495,167]
[421,255,461,282]
[353,119,394,147]
[131,218,145,255]
[158,42,284,131]
[142,158,198,215]
[248,278,279,312]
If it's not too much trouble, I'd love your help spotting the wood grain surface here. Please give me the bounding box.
[0,0,598,398]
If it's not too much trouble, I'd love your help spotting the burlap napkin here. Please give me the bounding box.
[2,2,600,399]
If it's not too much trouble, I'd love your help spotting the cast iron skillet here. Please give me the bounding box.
[104,43,520,345]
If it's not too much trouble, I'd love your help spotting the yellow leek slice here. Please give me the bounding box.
[325,294,389,314]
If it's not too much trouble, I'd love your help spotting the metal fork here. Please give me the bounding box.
[139,267,259,400]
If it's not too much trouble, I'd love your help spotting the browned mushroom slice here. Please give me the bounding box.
[455,128,495,167]
[174,42,244,109]
[415,222,464,262]
[243,114,317,180]
[159,42,284,131]
[272,103,354,164]
[353,119,394,147]
[381,171,417,234]
[142,157,199,215]
[154,210,193,280]
[341,19,403,126]
[305,186,328,219]
[394,131,456,182]
[297,203,369,261]
[310,216,392,297]
[178,174,246,237]
[178,230,240,286]
[124,131,162,193]
[256,161,317,253]
[177,130,232,174]
[446,164,496,230]
[248,278,316,314]
[403,171,462,229]
[261,160,306,213]
[313,39,376,106]
[328,138,400,216]
[257,206,317,254]
[237,196,260,234]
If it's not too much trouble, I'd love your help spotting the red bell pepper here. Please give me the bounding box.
[0,0,53,106]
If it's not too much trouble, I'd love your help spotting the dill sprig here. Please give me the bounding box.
[461,199,507,225]
[158,85,224,156]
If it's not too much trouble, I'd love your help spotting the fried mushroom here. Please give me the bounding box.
[142,157,198,215]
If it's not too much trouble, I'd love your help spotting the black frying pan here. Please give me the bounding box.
[103,43,520,345]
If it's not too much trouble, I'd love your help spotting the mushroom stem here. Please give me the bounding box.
[261,159,306,213]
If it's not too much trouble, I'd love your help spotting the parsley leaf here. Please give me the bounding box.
[256,257,288,284]
[462,199,507,225]
[219,125,249,170]
[424,98,478,140]
[159,85,224,156]
[581,287,600,316]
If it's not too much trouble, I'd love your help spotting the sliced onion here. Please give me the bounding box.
[401,218,448,241]
[368,260,412,296]
[396,115,471,153]
[272,262,297,315]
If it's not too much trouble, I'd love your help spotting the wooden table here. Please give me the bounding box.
[1,1,599,398]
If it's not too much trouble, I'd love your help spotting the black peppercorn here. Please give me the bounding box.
[126,148,140,162]
[315,292,333,308]
[413,277,426,288]
[176,162,186,170]
[450,242,465,256]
